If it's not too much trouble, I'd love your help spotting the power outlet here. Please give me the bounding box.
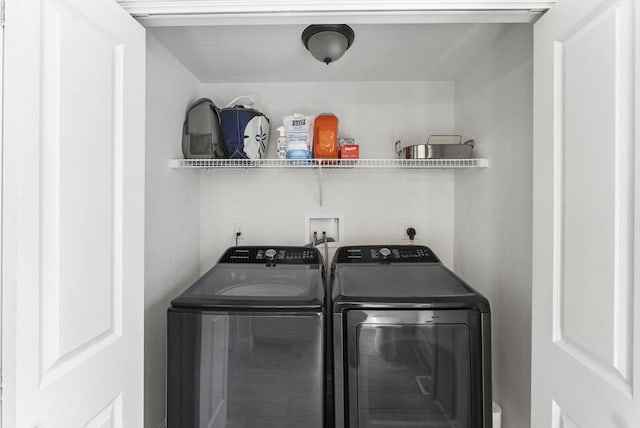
[402,225,418,241]
[234,223,244,240]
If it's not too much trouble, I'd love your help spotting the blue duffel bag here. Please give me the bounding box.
[220,96,270,159]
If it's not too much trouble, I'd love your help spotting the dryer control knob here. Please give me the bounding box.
[265,249,277,259]
[379,247,392,258]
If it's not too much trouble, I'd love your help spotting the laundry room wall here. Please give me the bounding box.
[145,35,203,428]
[453,23,534,428]
[197,81,457,272]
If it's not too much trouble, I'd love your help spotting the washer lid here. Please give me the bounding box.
[172,263,325,310]
[332,261,490,313]
[335,264,472,298]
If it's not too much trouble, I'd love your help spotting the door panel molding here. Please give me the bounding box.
[552,400,580,428]
[39,0,127,388]
[550,0,634,392]
[84,394,123,428]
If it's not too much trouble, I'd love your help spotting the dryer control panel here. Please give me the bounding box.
[336,245,440,263]
[220,246,321,264]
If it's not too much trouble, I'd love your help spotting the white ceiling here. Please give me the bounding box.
[149,23,521,83]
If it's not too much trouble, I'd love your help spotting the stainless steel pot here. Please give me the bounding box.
[395,135,475,159]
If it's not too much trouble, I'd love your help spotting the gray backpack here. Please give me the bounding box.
[182,98,226,159]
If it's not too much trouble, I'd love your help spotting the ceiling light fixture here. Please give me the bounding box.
[301,24,355,65]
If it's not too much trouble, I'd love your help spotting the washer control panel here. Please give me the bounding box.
[221,246,320,264]
[336,245,440,263]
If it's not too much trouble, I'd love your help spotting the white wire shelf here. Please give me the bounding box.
[169,158,488,169]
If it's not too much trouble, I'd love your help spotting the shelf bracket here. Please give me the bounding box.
[317,164,323,207]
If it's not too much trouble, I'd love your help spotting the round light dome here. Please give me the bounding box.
[302,25,355,65]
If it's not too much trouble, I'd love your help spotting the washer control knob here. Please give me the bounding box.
[379,247,392,258]
[265,249,277,259]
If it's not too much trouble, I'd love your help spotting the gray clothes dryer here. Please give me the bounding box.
[167,246,326,428]
[331,245,492,428]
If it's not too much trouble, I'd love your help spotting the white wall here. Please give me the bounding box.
[198,81,457,270]
[145,35,202,428]
[453,24,533,428]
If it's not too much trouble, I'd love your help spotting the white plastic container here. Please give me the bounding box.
[283,113,314,159]
[276,126,286,159]
[493,401,502,428]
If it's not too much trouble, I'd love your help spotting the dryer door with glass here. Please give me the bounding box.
[345,309,485,428]
[168,309,325,428]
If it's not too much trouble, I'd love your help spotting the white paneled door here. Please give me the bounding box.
[2,0,145,427]
[532,0,639,427]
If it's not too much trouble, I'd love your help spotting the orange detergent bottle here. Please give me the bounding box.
[313,114,339,159]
